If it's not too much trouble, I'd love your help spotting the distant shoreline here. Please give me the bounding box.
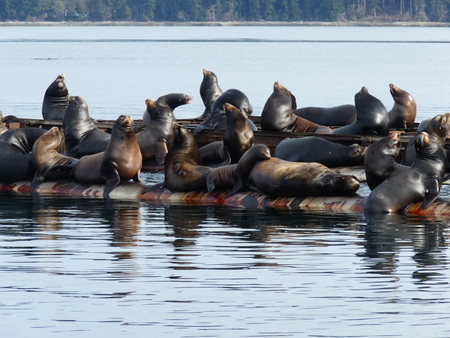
[0,20,449,27]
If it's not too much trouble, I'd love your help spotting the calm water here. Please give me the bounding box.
[1,26,450,337]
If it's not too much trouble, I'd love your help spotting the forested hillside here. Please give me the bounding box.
[1,0,449,23]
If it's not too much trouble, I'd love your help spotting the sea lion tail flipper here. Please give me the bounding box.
[225,176,244,199]
[30,173,45,194]
[205,174,216,192]
[141,182,166,194]
[422,179,441,209]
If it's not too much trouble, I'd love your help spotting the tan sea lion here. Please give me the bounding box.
[31,127,79,192]
[143,125,212,193]
[206,144,272,198]
[247,157,360,197]
[73,115,142,198]
[387,84,417,129]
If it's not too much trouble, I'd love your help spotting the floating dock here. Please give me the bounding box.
[2,179,450,216]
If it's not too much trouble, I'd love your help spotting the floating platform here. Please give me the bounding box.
[5,117,420,154]
[2,179,450,216]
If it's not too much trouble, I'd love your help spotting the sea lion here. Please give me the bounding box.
[260,82,332,134]
[332,87,390,136]
[363,131,409,191]
[73,115,142,198]
[206,144,272,198]
[143,125,212,193]
[63,95,111,158]
[198,69,223,120]
[142,93,193,125]
[199,103,255,166]
[365,131,447,213]
[0,128,47,183]
[42,74,69,120]
[222,103,254,163]
[136,99,178,164]
[387,84,417,129]
[193,89,257,135]
[293,105,357,126]
[31,127,79,192]
[274,136,367,167]
[247,157,360,197]
[199,141,231,167]
[402,112,450,165]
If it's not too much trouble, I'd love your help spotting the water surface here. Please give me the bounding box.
[0,26,450,337]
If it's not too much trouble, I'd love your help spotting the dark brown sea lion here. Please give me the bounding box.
[387,84,417,129]
[143,125,212,193]
[247,157,360,197]
[73,115,142,198]
[274,136,367,167]
[137,99,178,164]
[0,128,47,183]
[293,105,357,126]
[199,103,255,166]
[42,74,69,120]
[63,95,111,158]
[363,131,409,191]
[142,93,193,125]
[260,82,332,134]
[223,103,254,163]
[31,127,79,192]
[199,141,231,167]
[365,132,447,213]
[193,89,257,135]
[332,86,390,136]
[206,144,272,198]
[402,112,450,165]
[198,69,223,120]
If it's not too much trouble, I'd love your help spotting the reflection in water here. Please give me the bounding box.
[0,194,449,337]
[362,213,448,283]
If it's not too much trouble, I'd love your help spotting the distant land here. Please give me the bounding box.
[1,20,449,27]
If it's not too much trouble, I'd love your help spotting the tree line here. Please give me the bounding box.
[1,0,449,22]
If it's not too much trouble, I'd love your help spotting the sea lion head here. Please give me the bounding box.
[115,114,134,130]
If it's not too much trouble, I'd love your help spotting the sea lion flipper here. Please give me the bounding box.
[103,172,121,198]
[132,169,142,183]
[206,175,216,192]
[155,143,169,165]
[30,173,45,194]
[422,178,440,209]
[224,176,244,199]
[141,182,166,194]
